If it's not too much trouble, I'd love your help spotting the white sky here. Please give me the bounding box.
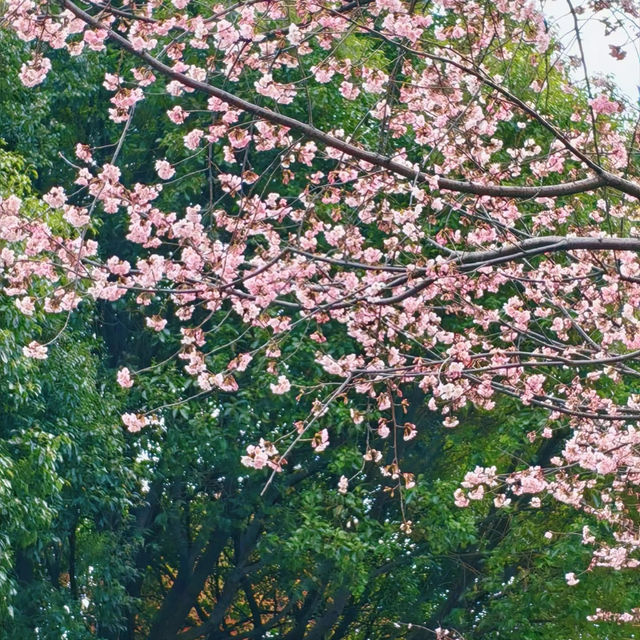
[542,0,640,102]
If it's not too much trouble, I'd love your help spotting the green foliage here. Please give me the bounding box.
[0,30,111,191]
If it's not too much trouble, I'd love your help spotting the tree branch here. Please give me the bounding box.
[58,0,636,200]
[455,235,640,268]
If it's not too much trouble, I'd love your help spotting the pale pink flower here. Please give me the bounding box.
[106,257,131,275]
[287,23,303,45]
[63,205,90,227]
[297,141,317,166]
[75,143,93,162]
[493,494,511,508]
[339,81,360,100]
[589,95,620,116]
[99,163,121,183]
[312,428,329,452]
[241,444,269,469]
[122,412,147,432]
[146,316,168,331]
[241,439,280,470]
[15,297,35,316]
[23,341,48,359]
[67,41,85,57]
[103,73,121,91]
[403,423,417,441]
[132,67,156,87]
[311,65,335,83]
[19,56,52,87]
[582,526,596,544]
[454,488,469,508]
[228,353,253,372]
[378,423,390,438]
[183,128,204,150]
[83,29,107,51]
[254,74,296,104]
[0,248,15,267]
[362,247,383,263]
[167,105,188,124]
[364,448,382,463]
[228,128,251,149]
[270,375,291,394]
[117,367,134,388]
[155,160,175,180]
[43,186,66,208]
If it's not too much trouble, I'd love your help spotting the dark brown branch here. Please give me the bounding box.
[292,235,640,279]
[363,236,640,306]
[456,235,640,268]
[476,377,640,421]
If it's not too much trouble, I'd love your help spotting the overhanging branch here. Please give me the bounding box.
[58,0,639,200]
[456,235,640,268]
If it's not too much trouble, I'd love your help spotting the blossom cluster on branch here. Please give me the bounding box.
[4,0,640,624]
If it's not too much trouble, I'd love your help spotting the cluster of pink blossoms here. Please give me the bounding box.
[4,0,640,624]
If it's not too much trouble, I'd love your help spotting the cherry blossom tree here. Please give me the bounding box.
[3,0,640,626]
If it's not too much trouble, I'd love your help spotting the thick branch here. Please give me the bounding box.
[456,235,640,268]
[362,235,640,306]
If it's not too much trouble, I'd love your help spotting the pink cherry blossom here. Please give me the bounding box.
[589,95,620,115]
[22,341,48,360]
[155,160,175,180]
[565,572,580,586]
[19,55,52,87]
[15,296,35,316]
[122,412,147,432]
[167,105,188,124]
[269,375,291,395]
[145,316,167,331]
[311,429,329,452]
[183,128,204,150]
[43,186,66,208]
[117,367,134,388]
